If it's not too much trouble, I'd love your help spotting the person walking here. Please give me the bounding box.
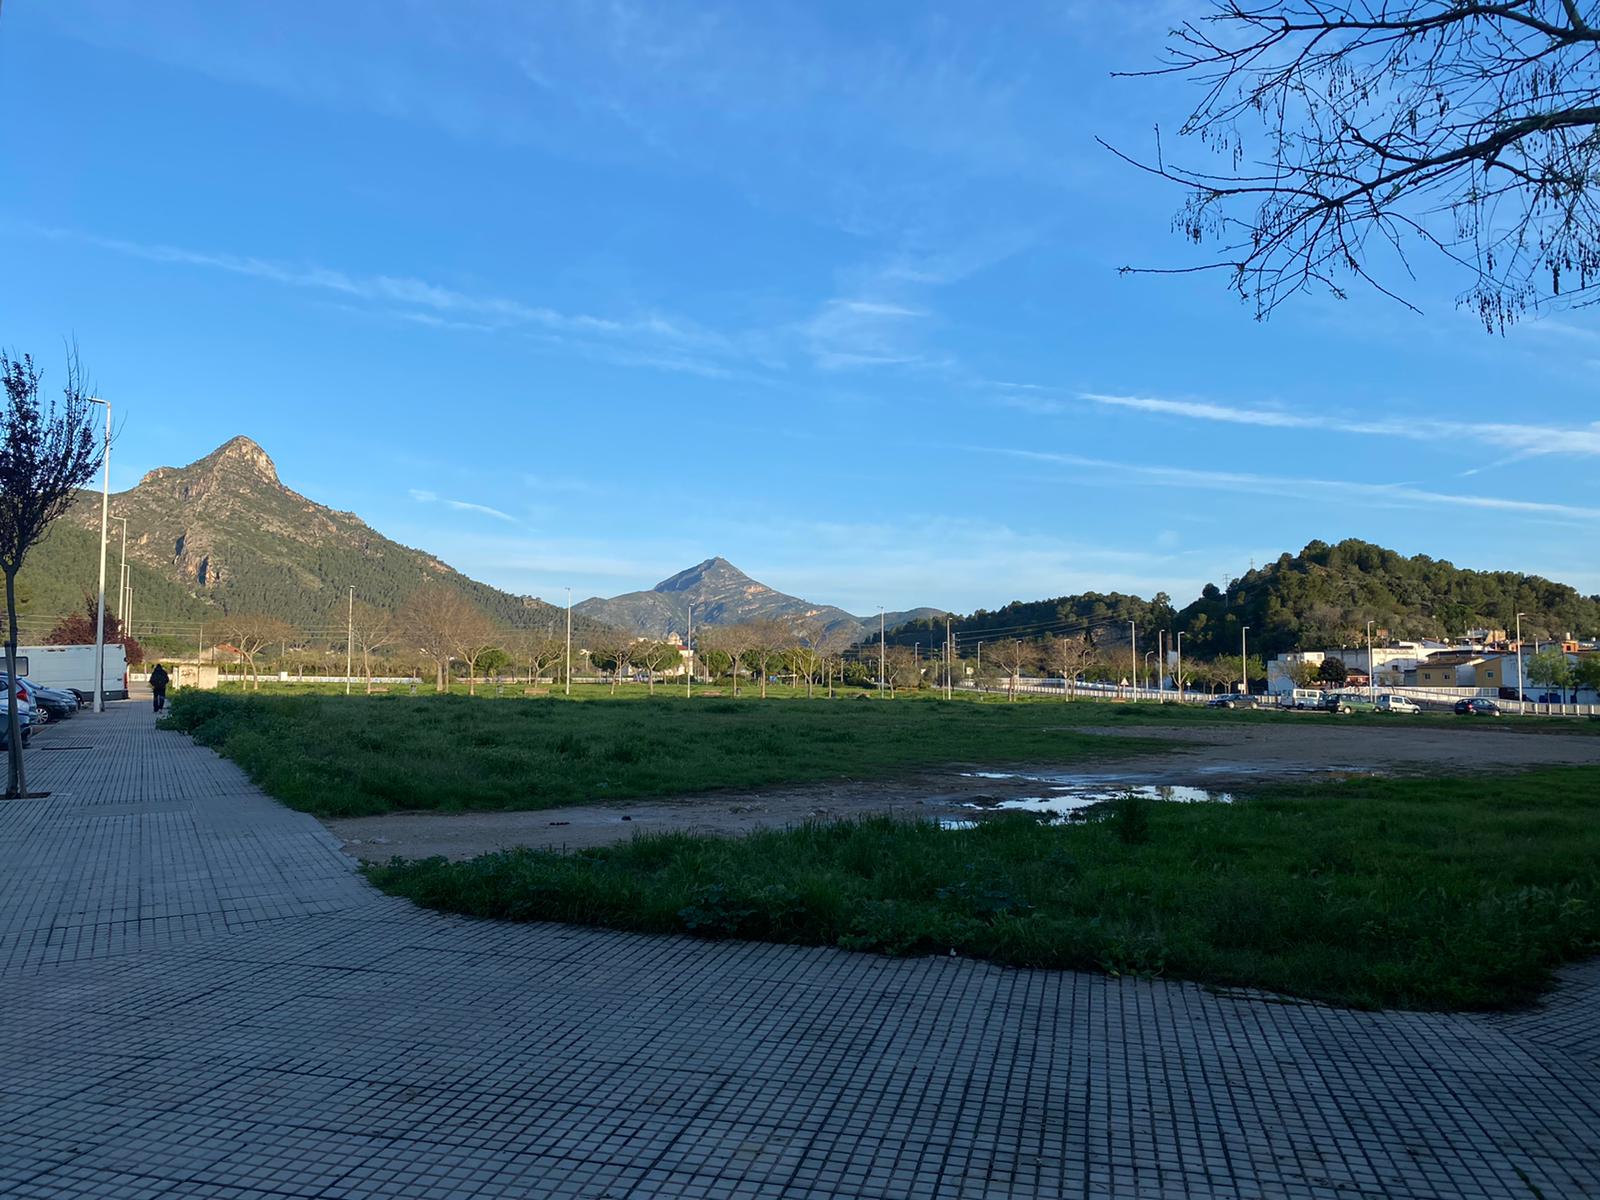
[149,663,170,713]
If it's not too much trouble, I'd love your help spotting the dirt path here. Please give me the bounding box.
[326,718,1600,861]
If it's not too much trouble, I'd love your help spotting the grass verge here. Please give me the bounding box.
[367,767,1600,1010]
[161,689,1157,817]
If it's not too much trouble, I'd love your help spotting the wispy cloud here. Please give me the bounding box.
[979,446,1600,522]
[408,488,517,523]
[994,385,1600,458]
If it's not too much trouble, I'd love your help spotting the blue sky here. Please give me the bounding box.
[4,1,1598,614]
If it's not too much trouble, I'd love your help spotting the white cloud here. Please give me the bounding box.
[408,488,517,523]
[995,385,1600,458]
[981,446,1600,522]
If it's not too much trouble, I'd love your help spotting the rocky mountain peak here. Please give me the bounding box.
[207,436,280,485]
[652,556,752,594]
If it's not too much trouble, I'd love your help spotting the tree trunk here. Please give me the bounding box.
[5,568,28,799]
[364,647,373,694]
[760,659,768,699]
[467,659,476,696]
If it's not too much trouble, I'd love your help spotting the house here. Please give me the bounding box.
[1414,652,1485,687]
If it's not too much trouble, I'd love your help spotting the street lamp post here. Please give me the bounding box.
[114,516,129,619]
[686,603,693,700]
[1128,620,1137,702]
[1515,612,1526,716]
[1366,620,1376,704]
[88,398,111,713]
[1240,626,1250,699]
[1175,632,1185,702]
[346,586,354,696]
[565,587,572,697]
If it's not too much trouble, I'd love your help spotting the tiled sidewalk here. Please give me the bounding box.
[2,705,1596,1198]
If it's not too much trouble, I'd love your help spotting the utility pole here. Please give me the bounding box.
[686,603,693,699]
[976,641,981,693]
[346,586,355,696]
[1176,631,1185,702]
[1241,625,1250,698]
[565,587,572,697]
[1128,620,1137,703]
[879,608,886,695]
[88,397,111,713]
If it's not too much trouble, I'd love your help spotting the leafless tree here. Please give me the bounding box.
[219,614,296,691]
[741,619,793,699]
[348,601,396,693]
[1114,2,1600,328]
[882,645,919,697]
[400,584,481,692]
[634,639,681,693]
[705,624,757,697]
[0,350,102,798]
[1045,634,1097,699]
[992,639,1038,702]
[448,609,500,696]
[510,627,565,686]
[790,619,846,699]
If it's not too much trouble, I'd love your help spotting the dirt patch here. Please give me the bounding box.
[325,718,1600,861]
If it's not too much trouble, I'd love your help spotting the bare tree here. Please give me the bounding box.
[1115,2,1600,328]
[634,639,681,693]
[348,601,396,693]
[705,624,757,697]
[401,584,475,692]
[882,645,919,697]
[790,619,845,699]
[0,350,103,798]
[509,626,565,686]
[741,619,793,699]
[219,614,296,691]
[448,609,499,696]
[992,639,1038,702]
[1045,634,1097,699]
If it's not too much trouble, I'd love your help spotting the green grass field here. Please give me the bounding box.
[161,688,1164,817]
[368,767,1600,1011]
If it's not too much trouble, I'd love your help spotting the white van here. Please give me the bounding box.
[1375,694,1419,714]
[18,645,130,702]
[1284,688,1324,710]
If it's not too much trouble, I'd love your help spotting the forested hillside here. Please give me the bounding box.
[1176,539,1600,657]
[879,539,1599,660]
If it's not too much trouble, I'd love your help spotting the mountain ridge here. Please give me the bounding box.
[575,557,943,642]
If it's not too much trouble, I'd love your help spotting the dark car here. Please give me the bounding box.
[1206,696,1240,709]
[1453,698,1501,716]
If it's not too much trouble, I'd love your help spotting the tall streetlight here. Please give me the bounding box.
[346,586,355,696]
[565,587,572,697]
[88,398,111,713]
[685,603,694,699]
[1128,620,1137,702]
[1515,612,1526,715]
[114,516,129,619]
[1240,625,1250,699]
[1365,620,1376,704]
[879,608,886,695]
[1175,631,1185,702]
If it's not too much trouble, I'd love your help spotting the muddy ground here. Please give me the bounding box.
[325,718,1600,861]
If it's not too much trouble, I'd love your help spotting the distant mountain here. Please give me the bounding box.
[574,557,942,642]
[17,436,569,637]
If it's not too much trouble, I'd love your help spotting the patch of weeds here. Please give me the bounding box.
[1107,793,1152,844]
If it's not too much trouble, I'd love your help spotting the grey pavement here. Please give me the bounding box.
[1,703,1597,1198]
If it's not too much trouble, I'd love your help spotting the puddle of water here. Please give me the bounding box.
[962,771,1022,780]
[964,781,1233,819]
[938,818,979,831]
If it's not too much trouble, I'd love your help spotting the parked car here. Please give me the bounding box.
[9,677,77,719]
[1375,694,1419,714]
[1206,696,1240,709]
[1453,698,1501,716]
[0,678,39,739]
[1325,692,1376,714]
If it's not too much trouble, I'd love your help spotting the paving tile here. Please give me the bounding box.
[2,704,1597,1197]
